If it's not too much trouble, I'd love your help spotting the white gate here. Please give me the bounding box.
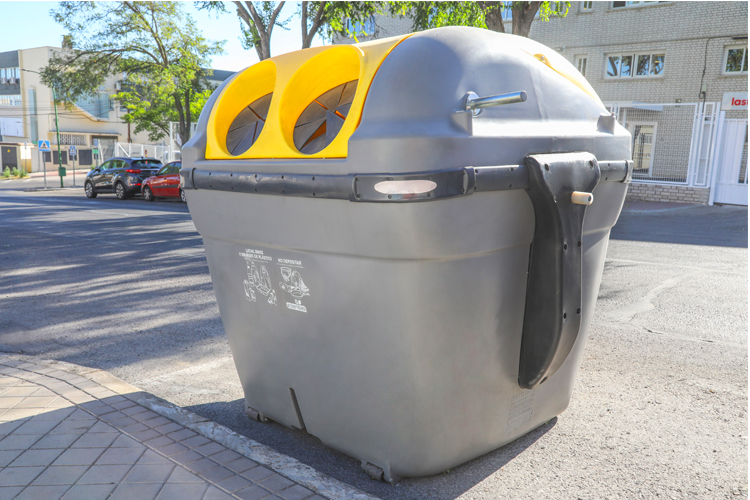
[606,102,718,186]
[710,115,748,206]
[169,122,198,162]
[115,142,171,163]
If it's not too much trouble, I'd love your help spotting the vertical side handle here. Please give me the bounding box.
[518,152,601,389]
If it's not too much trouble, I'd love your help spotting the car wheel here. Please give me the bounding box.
[143,186,155,202]
[115,182,129,200]
[84,181,97,199]
[180,189,187,203]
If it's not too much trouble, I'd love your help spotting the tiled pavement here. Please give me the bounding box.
[0,357,327,500]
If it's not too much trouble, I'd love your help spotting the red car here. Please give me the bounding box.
[142,161,185,202]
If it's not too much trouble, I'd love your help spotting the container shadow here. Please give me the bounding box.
[187,398,557,500]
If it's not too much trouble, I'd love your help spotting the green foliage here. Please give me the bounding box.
[2,168,10,179]
[17,167,28,178]
[310,2,383,43]
[42,2,224,145]
[388,1,570,36]
[11,167,19,177]
[388,2,489,31]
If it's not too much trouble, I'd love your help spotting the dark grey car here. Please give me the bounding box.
[84,157,163,199]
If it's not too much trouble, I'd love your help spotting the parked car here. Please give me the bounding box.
[142,161,185,202]
[84,157,163,199]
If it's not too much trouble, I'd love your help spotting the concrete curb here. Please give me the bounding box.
[12,355,381,500]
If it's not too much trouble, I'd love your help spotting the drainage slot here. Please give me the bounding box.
[289,388,306,431]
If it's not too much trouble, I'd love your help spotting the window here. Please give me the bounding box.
[0,95,21,106]
[0,67,20,84]
[346,16,375,36]
[724,45,748,75]
[576,56,587,76]
[606,52,665,78]
[503,1,563,21]
[612,1,667,8]
[581,1,593,11]
[626,122,657,173]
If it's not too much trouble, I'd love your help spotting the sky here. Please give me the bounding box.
[0,1,327,72]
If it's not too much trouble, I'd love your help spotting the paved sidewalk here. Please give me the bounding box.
[0,356,329,500]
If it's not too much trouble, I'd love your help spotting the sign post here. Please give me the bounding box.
[38,140,50,189]
[20,142,31,174]
[69,145,77,187]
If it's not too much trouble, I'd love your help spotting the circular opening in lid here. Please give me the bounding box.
[226,93,273,156]
[293,80,358,154]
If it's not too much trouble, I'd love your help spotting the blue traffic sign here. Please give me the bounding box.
[38,140,50,151]
[69,145,77,157]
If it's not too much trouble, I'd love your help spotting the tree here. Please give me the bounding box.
[198,1,290,61]
[300,2,382,48]
[389,1,570,38]
[41,1,224,145]
[198,1,380,61]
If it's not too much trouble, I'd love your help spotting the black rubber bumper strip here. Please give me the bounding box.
[179,158,632,202]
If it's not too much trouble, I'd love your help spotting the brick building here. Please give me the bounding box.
[339,2,749,205]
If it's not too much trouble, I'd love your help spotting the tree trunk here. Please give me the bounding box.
[184,88,192,146]
[174,93,188,147]
[478,2,506,33]
[512,1,541,38]
[234,1,284,61]
[301,1,327,49]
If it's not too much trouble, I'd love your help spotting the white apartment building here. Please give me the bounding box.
[0,46,159,174]
[0,46,232,174]
[340,2,749,205]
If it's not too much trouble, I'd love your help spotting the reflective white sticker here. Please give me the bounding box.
[374,180,437,195]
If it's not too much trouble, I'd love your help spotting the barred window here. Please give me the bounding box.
[58,134,87,146]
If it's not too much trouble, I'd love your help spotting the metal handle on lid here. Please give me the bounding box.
[465,91,527,116]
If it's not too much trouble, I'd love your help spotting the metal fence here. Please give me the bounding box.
[168,122,198,162]
[115,143,171,163]
[607,102,719,186]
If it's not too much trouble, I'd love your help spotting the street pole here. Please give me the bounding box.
[21,68,62,189]
[40,149,46,189]
[51,86,64,188]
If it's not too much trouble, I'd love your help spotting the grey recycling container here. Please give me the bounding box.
[180,27,633,483]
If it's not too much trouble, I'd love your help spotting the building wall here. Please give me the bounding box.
[529,2,747,119]
[338,2,748,204]
[0,46,158,173]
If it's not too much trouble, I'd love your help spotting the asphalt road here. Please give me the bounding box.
[0,184,747,499]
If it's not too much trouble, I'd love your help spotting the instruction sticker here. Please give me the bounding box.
[239,249,311,313]
[239,249,277,305]
[277,258,310,313]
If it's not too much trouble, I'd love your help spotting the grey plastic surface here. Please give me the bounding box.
[182,27,631,482]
